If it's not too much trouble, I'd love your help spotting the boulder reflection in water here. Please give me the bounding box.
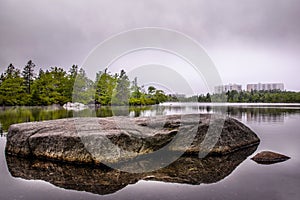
[6,145,257,196]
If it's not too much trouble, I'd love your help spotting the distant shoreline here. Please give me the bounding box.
[1,102,300,109]
[161,102,300,106]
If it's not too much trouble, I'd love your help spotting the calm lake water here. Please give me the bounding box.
[1,103,300,200]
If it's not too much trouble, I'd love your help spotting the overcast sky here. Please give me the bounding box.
[0,0,299,93]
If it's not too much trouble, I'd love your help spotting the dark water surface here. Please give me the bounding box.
[1,103,300,200]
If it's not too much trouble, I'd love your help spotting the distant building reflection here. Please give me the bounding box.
[245,112,284,123]
[195,106,288,124]
[109,105,298,125]
[226,107,286,123]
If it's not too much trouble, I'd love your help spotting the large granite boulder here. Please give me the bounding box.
[5,114,260,166]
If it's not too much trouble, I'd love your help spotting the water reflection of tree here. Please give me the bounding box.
[94,106,162,118]
[130,106,158,117]
[0,107,73,131]
[95,106,114,117]
[1,105,300,131]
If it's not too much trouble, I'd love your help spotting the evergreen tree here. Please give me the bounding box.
[72,68,95,104]
[129,77,142,105]
[0,64,26,105]
[112,70,130,105]
[69,65,78,79]
[95,68,117,105]
[5,63,17,78]
[31,67,71,105]
[22,60,35,94]
[65,65,77,100]
[0,73,5,85]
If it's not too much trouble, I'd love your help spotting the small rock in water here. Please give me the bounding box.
[251,151,290,164]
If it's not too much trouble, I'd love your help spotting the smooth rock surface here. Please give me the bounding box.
[5,114,260,165]
[251,151,290,164]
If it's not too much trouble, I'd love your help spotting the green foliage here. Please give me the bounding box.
[0,107,74,131]
[112,70,130,105]
[0,64,27,105]
[176,90,300,103]
[95,69,117,105]
[222,90,300,103]
[129,77,143,105]
[183,93,212,102]
[22,60,35,94]
[2,61,298,106]
[184,90,300,103]
[72,68,95,104]
[0,63,96,106]
[0,62,170,106]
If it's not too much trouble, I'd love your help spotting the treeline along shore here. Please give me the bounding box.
[1,60,300,106]
[185,90,300,103]
[0,61,175,106]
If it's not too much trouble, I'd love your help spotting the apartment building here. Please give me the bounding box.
[214,84,242,94]
[247,83,284,92]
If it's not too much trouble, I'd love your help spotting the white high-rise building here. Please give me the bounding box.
[247,83,284,92]
[214,84,242,94]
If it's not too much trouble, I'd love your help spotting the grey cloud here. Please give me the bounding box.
[0,0,299,90]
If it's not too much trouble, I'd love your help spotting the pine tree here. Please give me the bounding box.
[0,64,26,105]
[5,63,17,78]
[95,68,117,105]
[112,70,130,105]
[22,60,35,94]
